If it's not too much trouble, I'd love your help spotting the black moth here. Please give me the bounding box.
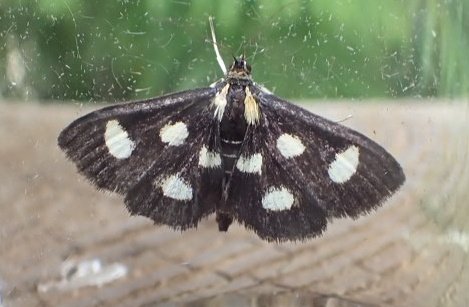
[58,56,405,242]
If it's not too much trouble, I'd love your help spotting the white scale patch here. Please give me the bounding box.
[328,145,360,183]
[244,87,260,125]
[159,174,193,201]
[159,122,189,146]
[104,120,136,159]
[198,146,222,168]
[262,186,294,211]
[221,138,242,145]
[236,153,262,174]
[276,133,305,159]
[213,84,229,121]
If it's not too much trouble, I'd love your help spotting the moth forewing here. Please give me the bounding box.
[58,87,218,196]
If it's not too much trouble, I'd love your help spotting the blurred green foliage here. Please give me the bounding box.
[0,0,468,102]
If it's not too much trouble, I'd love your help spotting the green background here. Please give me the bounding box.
[1,0,468,102]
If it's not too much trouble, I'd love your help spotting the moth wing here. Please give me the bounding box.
[59,87,225,229]
[59,88,216,193]
[123,107,225,229]
[228,88,405,241]
[258,91,405,218]
[227,124,328,241]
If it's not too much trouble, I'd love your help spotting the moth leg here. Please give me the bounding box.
[216,211,233,231]
[215,176,234,231]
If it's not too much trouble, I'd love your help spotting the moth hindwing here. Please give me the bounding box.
[59,56,405,242]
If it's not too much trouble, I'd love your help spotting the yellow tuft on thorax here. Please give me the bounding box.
[244,87,260,125]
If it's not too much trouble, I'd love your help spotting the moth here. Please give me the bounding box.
[58,22,405,242]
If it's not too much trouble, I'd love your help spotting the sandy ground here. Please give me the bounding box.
[1,101,468,306]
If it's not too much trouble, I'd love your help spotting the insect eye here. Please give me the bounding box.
[241,60,251,73]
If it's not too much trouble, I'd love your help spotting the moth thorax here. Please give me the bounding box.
[244,87,260,125]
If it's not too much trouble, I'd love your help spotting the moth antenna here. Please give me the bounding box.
[335,114,353,123]
[209,16,227,75]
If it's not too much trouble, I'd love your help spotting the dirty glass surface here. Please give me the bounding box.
[1,1,468,306]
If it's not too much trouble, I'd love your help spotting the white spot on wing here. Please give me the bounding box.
[236,153,262,174]
[328,145,360,183]
[262,186,294,211]
[160,122,189,146]
[198,146,222,168]
[160,174,192,201]
[104,120,135,159]
[276,133,305,158]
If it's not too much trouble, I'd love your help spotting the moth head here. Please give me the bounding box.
[228,55,252,79]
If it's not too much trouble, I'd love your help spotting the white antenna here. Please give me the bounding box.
[336,114,353,123]
[209,16,227,75]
